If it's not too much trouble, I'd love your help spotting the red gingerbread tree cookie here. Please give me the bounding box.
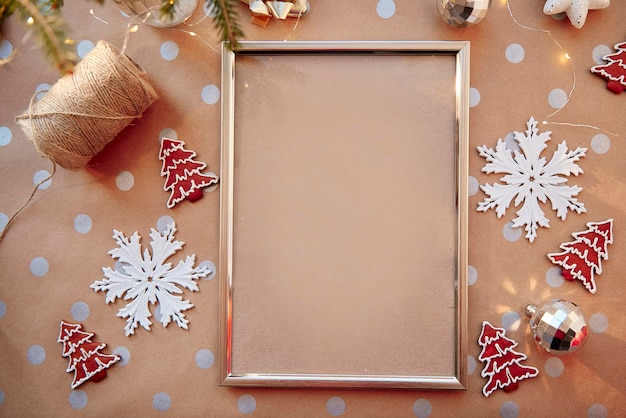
[591,41,626,94]
[478,321,539,397]
[58,320,120,389]
[547,219,613,294]
[159,137,219,208]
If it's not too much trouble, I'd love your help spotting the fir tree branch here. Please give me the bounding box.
[13,0,77,73]
[1,0,242,74]
[160,0,177,20]
[211,0,244,50]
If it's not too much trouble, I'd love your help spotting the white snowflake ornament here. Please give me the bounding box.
[543,0,610,29]
[91,222,211,336]
[477,117,587,243]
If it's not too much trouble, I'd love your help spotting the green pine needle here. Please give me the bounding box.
[4,0,77,73]
[1,0,243,74]
[211,0,244,50]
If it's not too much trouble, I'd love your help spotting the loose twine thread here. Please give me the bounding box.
[1,40,157,243]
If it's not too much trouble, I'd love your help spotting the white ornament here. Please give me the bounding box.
[91,222,211,336]
[476,117,587,243]
[543,0,610,29]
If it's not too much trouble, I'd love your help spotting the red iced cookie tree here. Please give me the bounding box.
[591,41,626,94]
[478,321,539,397]
[58,320,120,389]
[159,137,219,208]
[548,219,613,294]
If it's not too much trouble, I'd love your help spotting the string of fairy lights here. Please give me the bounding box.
[504,0,620,137]
[87,0,621,138]
[89,1,303,57]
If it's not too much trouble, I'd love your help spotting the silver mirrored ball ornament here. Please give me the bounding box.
[437,0,491,28]
[525,299,588,354]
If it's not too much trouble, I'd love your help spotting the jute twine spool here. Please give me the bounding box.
[1,41,157,243]
[16,40,158,170]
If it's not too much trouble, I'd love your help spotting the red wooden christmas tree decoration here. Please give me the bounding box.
[159,137,219,208]
[547,219,613,294]
[58,320,121,389]
[591,41,626,94]
[478,321,538,397]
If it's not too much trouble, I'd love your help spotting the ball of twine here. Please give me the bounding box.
[16,40,158,170]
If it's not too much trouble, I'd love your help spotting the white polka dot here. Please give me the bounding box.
[468,265,477,286]
[195,348,215,369]
[71,301,90,321]
[326,396,345,416]
[0,390,4,405]
[160,128,177,142]
[504,132,519,152]
[0,300,6,318]
[592,44,612,65]
[503,222,522,242]
[74,214,92,234]
[238,394,256,414]
[153,304,163,323]
[0,39,13,59]
[376,0,395,18]
[468,176,479,196]
[201,84,220,105]
[548,88,568,110]
[27,345,46,365]
[113,346,131,366]
[157,216,175,233]
[589,313,608,333]
[467,355,476,375]
[591,134,610,154]
[500,401,519,418]
[205,182,218,193]
[35,83,51,100]
[114,261,128,274]
[469,87,481,107]
[69,390,88,409]
[505,43,525,64]
[545,266,564,287]
[501,311,521,332]
[0,213,7,231]
[152,392,171,411]
[160,41,179,61]
[76,40,94,59]
[115,171,134,191]
[412,398,432,418]
[0,126,12,146]
[588,403,608,418]
[199,260,216,280]
[30,257,49,277]
[544,357,564,377]
[33,170,52,190]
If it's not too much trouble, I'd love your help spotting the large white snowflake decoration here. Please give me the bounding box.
[91,222,211,336]
[476,117,587,243]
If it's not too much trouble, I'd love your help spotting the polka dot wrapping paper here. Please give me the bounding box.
[0,1,625,416]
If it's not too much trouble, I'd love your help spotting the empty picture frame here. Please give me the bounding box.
[219,41,469,389]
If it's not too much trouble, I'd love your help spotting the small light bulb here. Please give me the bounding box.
[130,25,139,33]
[27,17,34,25]
[564,52,571,60]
